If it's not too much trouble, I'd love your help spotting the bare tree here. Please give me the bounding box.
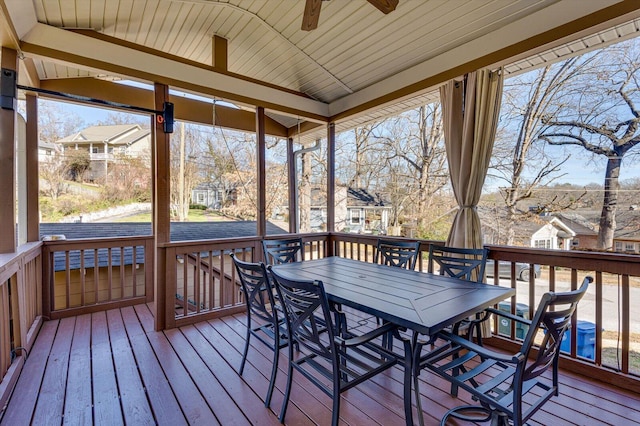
[539,40,640,249]
[379,104,448,231]
[170,123,203,221]
[491,57,594,244]
[40,153,69,200]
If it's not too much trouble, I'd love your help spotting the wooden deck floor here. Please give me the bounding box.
[1,304,640,425]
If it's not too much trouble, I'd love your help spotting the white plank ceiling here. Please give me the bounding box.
[11,0,640,139]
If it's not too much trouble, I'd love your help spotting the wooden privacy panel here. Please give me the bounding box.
[43,237,153,317]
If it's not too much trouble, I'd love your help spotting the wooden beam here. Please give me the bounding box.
[327,123,335,233]
[256,106,266,237]
[0,47,18,253]
[25,94,38,242]
[38,78,288,137]
[212,35,227,71]
[21,25,329,121]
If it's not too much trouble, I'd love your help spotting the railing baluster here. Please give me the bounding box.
[595,271,603,366]
[622,274,630,374]
[65,251,71,310]
[80,250,85,306]
[107,248,113,302]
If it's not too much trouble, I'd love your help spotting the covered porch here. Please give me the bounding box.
[2,303,639,425]
[2,0,640,424]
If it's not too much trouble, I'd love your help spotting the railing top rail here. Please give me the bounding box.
[43,235,153,251]
[0,242,42,278]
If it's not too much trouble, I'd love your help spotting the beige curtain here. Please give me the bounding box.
[441,69,503,337]
[440,69,504,250]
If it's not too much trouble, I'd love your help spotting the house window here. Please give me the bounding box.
[625,242,635,252]
[197,193,205,203]
[534,239,551,249]
[615,242,623,252]
[350,209,361,225]
[92,147,99,153]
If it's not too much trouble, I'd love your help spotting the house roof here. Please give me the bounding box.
[41,221,287,271]
[57,125,150,147]
[311,186,390,208]
[6,1,640,143]
[347,188,389,207]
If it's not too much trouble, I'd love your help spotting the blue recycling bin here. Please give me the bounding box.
[560,320,596,360]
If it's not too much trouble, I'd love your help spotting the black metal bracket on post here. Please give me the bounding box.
[1,68,17,110]
[15,84,175,133]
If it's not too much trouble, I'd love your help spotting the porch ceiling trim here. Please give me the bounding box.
[20,23,330,122]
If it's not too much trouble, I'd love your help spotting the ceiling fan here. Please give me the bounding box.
[302,0,399,31]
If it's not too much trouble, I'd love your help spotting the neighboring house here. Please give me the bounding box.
[613,208,640,254]
[192,183,223,209]
[38,140,61,163]
[309,186,391,234]
[191,182,237,209]
[480,208,598,250]
[57,124,151,181]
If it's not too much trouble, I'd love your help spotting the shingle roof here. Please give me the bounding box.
[41,221,287,271]
[57,124,149,146]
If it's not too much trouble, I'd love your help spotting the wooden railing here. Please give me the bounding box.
[159,233,330,329]
[17,233,640,390]
[0,242,43,409]
[42,236,154,319]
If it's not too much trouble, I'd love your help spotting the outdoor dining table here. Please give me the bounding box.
[270,256,516,426]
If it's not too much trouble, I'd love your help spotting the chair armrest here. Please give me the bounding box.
[335,322,397,347]
[484,307,533,327]
[432,330,524,364]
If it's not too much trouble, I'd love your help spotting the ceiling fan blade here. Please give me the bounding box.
[367,0,399,14]
[302,0,323,31]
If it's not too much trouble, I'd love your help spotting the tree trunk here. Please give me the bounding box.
[597,156,622,250]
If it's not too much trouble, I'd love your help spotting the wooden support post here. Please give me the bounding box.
[26,94,39,242]
[0,48,18,253]
[153,83,171,330]
[256,106,266,237]
[287,137,297,233]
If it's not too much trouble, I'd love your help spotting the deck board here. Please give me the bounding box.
[1,319,58,424]
[107,309,155,425]
[2,303,640,426]
[63,313,93,425]
[32,316,74,424]
[120,306,187,426]
[91,311,123,426]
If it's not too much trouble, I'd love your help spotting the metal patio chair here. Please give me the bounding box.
[231,254,291,408]
[262,237,304,265]
[269,267,399,426]
[375,238,421,270]
[427,244,489,341]
[421,276,592,426]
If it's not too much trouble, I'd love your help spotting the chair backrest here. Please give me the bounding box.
[269,268,336,360]
[231,254,277,324]
[375,239,421,270]
[262,238,304,265]
[427,244,487,283]
[520,276,592,381]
